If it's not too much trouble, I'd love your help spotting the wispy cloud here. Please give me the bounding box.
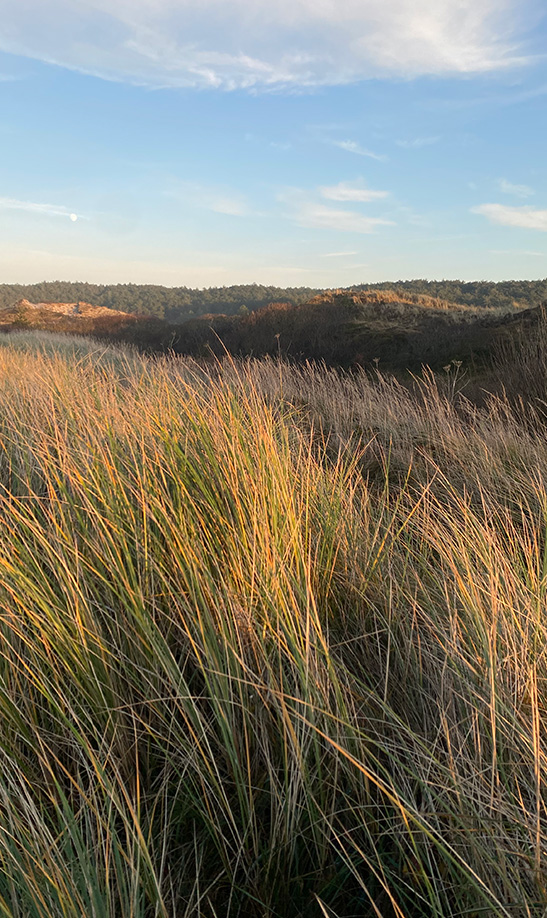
[207,196,250,217]
[396,136,440,149]
[297,205,393,233]
[424,82,547,113]
[498,178,535,198]
[167,182,251,217]
[0,196,80,219]
[321,251,359,257]
[472,203,547,231]
[283,196,393,234]
[0,0,533,91]
[331,140,386,161]
[320,180,389,202]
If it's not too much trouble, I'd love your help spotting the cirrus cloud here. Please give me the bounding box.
[296,204,393,233]
[498,178,535,198]
[396,136,440,149]
[472,203,547,231]
[0,196,82,219]
[284,197,394,234]
[0,0,536,91]
[320,180,389,202]
[166,181,252,216]
[330,140,387,160]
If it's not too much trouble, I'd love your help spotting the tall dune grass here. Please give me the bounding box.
[0,336,545,915]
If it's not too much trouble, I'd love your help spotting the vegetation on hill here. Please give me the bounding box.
[0,282,319,321]
[1,288,542,371]
[0,328,546,914]
[0,297,174,349]
[9,297,133,318]
[0,277,545,321]
[156,290,545,371]
[172,289,528,369]
[354,278,547,311]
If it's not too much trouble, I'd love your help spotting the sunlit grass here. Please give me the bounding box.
[0,338,544,915]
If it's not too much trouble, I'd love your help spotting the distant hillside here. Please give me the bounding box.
[1,288,545,372]
[172,289,542,370]
[0,283,319,322]
[0,298,169,347]
[353,278,547,312]
[0,278,545,322]
[6,298,132,319]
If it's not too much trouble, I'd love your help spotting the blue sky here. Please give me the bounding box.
[0,0,546,287]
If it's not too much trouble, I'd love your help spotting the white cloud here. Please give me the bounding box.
[321,251,359,257]
[396,136,440,148]
[291,202,393,234]
[302,206,393,233]
[0,0,533,91]
[498,178,535,198]
[320,180,389,202]
[331,140,386,161]
[472,203,547,231]
[281,186,394,233]
[0,196,81,219]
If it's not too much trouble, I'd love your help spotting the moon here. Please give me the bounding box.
[69,213,78,222]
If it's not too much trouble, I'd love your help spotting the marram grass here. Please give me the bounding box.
[0,335,544,915]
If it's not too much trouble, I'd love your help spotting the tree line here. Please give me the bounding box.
[1,279,546,322]
[353,279,547,311]
[0,282,318,321]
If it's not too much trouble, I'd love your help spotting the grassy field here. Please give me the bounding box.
[0,331,546,916]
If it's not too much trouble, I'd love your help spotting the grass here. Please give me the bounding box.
[0,334,544,915]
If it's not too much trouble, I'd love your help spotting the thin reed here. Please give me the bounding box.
[0,334,544,916]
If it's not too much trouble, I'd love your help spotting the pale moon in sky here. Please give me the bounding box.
[69,213,78,222]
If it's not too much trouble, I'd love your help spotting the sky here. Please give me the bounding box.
[0,0,546,288]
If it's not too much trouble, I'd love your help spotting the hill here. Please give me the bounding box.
[0,298,172,347]
[6,298,129,317]
[354,277,547,311]
[0,278,546,321]
[1,289,544,372]
[4,298,133,320]
[0,282,319,321]
[172,289,541,370]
